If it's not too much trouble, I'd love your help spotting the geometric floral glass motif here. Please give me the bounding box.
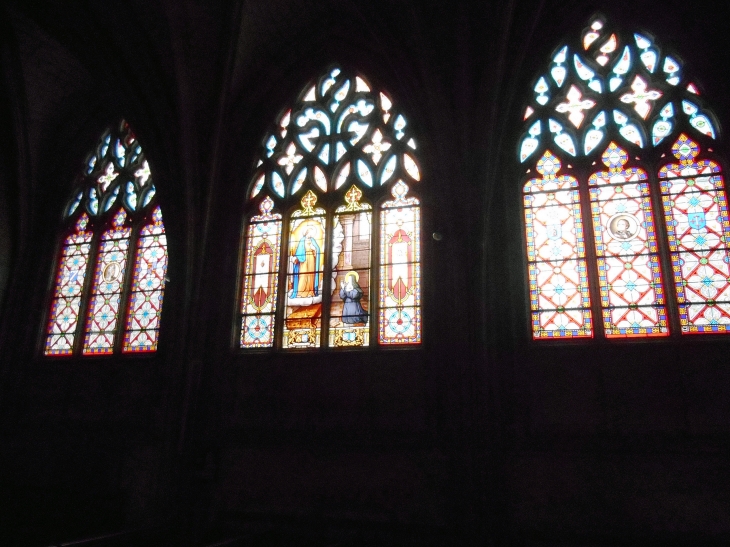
[589,143,668,337]
[44,120,167,356]
[660,135,730,333]
[524,151,592,338]
[520,17,730,341]
[240,66,422,349]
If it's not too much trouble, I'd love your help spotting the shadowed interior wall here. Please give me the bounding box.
[0,1,729,546]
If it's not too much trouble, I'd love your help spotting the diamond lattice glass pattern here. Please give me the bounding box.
[44,214,93,355]
[660,135,730,333]
[83,210,131,354]
[524,151,592,338]
[123,206,168,352]
[589,143,668,337]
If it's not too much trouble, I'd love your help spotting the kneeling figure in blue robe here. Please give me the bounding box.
[339,273,368,324]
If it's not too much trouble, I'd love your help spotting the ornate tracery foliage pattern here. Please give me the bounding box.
[520,18,729,339]
[240,67,422,349]
[45,121,168,356]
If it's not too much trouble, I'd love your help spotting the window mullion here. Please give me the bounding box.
[578,168,606,339]
[371,202,381,347]
[74,227,102,356]
[115,220,139,353]
[274,209,291,350]
[648,168,682,336]
[321,207,334,347]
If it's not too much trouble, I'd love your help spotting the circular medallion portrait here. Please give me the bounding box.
[103,261,121,283]
[606,213,640,241]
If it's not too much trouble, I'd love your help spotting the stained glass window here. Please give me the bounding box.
[520,18,727,339]
[44,121,168,356]
[240,67,422,349]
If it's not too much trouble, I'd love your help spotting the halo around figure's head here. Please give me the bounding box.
[345,271,359,283]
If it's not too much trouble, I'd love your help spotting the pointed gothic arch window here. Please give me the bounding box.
[239,67,422,349]
[44,121,168,355]
[519,18,730,339]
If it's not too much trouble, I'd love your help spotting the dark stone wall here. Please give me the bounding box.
[0,1,729,545]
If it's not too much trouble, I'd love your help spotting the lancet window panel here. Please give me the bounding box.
[523,152,592,338]
[44,121,168,357]
[45,215,94,356]
[330,186,373,348]
[123,205,168,352]
[239,67,423,350]
[588,144,668,337]
[518,17,729,340]
[660,136,730,333]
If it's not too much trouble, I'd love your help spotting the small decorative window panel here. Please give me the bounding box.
[660,135,730,333]
[589,143,668,337]
[520,17,728,339]
[123,205,168,352]
[240,66,422,349]
[379,181,421,344]
[524,152,592,338]
[44,120,167,356]
[240,196,282,348]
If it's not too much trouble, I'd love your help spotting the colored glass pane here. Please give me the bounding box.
[240,196,282,348]
[329,186,372,348]
[524,151,592,338]
[44,214,93,355]
[283,191,327,349]
[589,143,668,337]
[379,181,421,344]
[83,209,132,354]
[660,135,730,333]
[123,206,168,352]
